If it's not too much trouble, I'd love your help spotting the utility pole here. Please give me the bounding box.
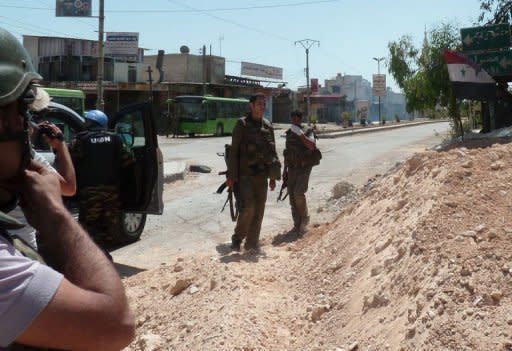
[219,35,224,56]
[373,56,385,124]
[146,66,153,102]
[202,44,207,96]
[96,0,105,111]
[295,39,319,124]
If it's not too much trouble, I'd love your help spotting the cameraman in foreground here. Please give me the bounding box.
[0,27,135,350]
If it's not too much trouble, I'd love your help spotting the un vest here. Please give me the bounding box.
[73,129,123,189]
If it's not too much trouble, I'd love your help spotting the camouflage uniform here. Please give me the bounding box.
[71,128,134,247]
[228,114,280,250]
[284,125,316,232]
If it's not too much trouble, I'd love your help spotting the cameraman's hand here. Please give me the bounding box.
[17,160,66,230]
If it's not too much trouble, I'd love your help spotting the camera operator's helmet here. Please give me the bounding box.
[85,110,108,128]
[0,27,42,217]
[0,27,42,107]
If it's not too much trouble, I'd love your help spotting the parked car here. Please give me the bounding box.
[31,101,164,244]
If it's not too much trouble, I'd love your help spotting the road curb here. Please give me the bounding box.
[163,161,187,184]
[317,120,447,139]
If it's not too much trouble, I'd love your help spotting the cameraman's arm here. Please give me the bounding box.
[15,160,134,350]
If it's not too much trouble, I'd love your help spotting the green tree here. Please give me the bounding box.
[387,23,462,135]
[478,0,512,23]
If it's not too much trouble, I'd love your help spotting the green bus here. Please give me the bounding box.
[172,95,249,136]
[43,87,86,116]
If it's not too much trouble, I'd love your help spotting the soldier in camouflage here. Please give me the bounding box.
[283,110,317,235]
[227,93,281,252]
[70,110,134,249]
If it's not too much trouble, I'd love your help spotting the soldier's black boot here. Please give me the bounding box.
[231,239,241,251]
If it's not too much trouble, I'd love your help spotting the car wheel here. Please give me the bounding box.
[215,124,224,137]
[121,212,146,243]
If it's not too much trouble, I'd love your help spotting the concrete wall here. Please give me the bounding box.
[144,53,225,84]
[113,62,146,83]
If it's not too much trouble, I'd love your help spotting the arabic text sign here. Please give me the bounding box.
[105,32,139,59]
[55,0,91,17]
[468,49,512,77]
[241,62,283,80]
[372,74,386,97]
[461,24,511,52]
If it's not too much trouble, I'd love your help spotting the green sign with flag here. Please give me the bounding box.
[468,49,512,77]
[461,24,511,52]
[56,0,92,17]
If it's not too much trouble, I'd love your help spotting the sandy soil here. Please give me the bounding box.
[123,138,512,351]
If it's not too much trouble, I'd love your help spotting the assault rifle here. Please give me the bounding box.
[277,170,288,202]
[217,148,239,221]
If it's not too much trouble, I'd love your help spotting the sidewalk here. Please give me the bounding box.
[162,119,446,183]
[274,118,444,138]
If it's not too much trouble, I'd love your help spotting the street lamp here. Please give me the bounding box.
[373,56,385,124]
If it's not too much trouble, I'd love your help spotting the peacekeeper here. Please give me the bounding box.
[0,26,134,350]
[226,93,281,252]
[70,110,134,250]
[283,110,318,235]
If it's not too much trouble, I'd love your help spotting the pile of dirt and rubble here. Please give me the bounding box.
[123,141,512,351]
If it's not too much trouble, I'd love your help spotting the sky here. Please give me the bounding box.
[0,0,485,92]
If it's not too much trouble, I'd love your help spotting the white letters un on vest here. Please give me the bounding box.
[90,136,111,144]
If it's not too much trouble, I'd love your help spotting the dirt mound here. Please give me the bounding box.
[124,142,512,351]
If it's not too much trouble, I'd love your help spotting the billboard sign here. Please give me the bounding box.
[372,74,386,97]
[105,32,139,61]
[467,49,512,77]
[311,78,319,93]
[356,100,369,121]
[55,0,91,17]
[460,24,511,52]
[241,61,283,80]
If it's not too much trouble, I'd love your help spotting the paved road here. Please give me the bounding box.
[112,122,451,271]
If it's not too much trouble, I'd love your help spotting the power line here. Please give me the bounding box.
[167,0,294,43]
[0,0,339,13]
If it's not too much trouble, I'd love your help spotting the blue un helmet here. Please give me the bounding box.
[84,109,108,128]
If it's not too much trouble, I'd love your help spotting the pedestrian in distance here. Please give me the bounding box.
[226,93,281,253]
[0,26,134,350]
[283,110,319,235]
[70,109,135,251]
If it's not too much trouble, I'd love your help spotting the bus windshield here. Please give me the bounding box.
[174,97,205,122]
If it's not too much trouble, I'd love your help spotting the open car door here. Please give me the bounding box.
[110,102,164,215]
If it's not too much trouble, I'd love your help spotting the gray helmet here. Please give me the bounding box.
[0,27,42,107]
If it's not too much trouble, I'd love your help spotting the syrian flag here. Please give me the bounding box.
[444,49,497,101]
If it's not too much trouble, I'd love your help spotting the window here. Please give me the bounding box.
[115,111,145,147]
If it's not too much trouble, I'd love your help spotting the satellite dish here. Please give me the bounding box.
[180,45,190,54]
